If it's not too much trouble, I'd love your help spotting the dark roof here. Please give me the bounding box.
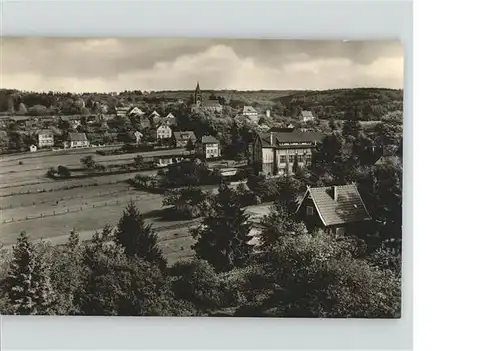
[299,185,371,226]
[258,130,325,148]
[173,131,196,141]
[68,133,88,141]
[202,135,219,144]
[268,127,295,133]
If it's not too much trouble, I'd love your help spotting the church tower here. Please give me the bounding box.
[193,81,202,106]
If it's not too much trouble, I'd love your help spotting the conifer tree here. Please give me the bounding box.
[191,182,253,272]
[4,231,54,315]
[114,202,166,270]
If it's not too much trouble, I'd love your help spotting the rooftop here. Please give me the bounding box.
[300,185,371,226]
[243,106,257,114]
[259,130,324,147]
[174,131,196,140]
[202,135,219,144]
[300,110,314,118]
[68,132,88,141]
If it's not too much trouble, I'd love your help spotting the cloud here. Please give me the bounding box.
[1,38,404,92]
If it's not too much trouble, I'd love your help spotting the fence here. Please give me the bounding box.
[1,192,162,224]
[0,188,136,210]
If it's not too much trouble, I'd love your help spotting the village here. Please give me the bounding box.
[0,83,401,256]
[0,76,403,317]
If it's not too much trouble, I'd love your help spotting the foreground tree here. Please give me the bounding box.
[260,232,400,318]
[114,202,167,270]
[77,227,188,316]
[3,231,55,315]
[162,186,212,219]
[191,183,253,272]
[259,204,308,248]
[46,229,85,314]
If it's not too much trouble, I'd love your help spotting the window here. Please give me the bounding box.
[280,155,286,164]
[306,206,314,216]
[297,155,303,163]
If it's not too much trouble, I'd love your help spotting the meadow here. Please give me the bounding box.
[0,148,270,265]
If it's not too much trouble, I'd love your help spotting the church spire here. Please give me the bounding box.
[194,81,202,106]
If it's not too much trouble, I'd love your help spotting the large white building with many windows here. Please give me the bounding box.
[252,129,324,176]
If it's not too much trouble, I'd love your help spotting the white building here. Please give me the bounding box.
[243,106,258,119]
[68,133,89,148]
[156,124,172,140]
[37,129,54,148]
[299,110,315,122]
[201,135,221,159]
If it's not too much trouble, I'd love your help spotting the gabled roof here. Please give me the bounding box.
[68,132,87,142]
[173,131,196,141]
[37,129,53,136]
[201,135,219,144]
[268,127,295,133]
[128,107,145,116]
[298,185,371,226]
[300,110,314,118]
[149,110,160,118]
[157,124,171,130]
[243,106,257,114]
[165,112,175,119]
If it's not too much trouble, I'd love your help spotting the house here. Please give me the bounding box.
[115,106,131,117]
[164,112,177,126]
[299,110,315,122]
[37,129,54,148]
[155,157,173,167]
[173,131,197,148]
[296,185,371,235]
[201,135,221,159]
[30,145,37,152]
[128,106,145,117]
[156,124,172,140]
[242,106,258,119]
[252,130,324,176]
[68,133,89,148]
[149,110,160,119]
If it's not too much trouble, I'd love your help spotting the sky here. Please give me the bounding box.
[1,38,404,93]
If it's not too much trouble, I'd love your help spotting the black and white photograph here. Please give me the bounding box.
[0,38,404,318]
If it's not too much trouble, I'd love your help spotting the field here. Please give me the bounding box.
[0,148,270,265]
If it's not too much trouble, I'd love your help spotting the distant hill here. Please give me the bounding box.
[0,88,403,121]
[272,88,404,121]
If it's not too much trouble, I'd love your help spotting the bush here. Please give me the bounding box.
[57,165,71,178]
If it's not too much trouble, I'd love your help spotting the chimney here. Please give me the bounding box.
[332,186,338,201]
[270,132,273,145]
